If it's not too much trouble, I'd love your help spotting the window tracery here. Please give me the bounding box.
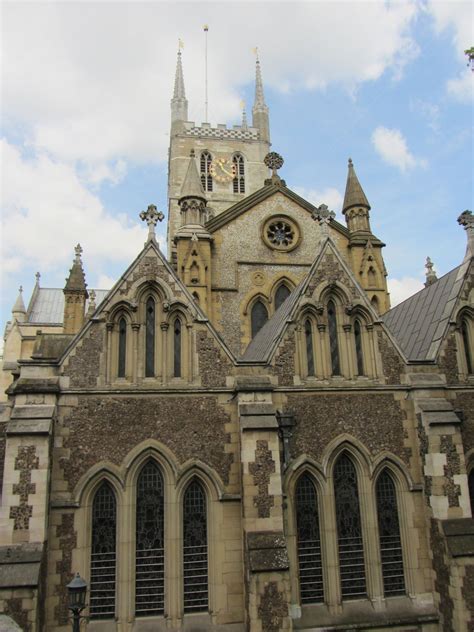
[183,479,208,612]
[200,151,213,192]
[233,154,245,193]
[376,470,405,596]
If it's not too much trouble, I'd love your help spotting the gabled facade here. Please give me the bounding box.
[0,50,473,632]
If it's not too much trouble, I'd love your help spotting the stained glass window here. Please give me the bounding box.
[118,317,127,378]
[327,300,341,375]
[354,319,364,376]
[275,284,291,311]
[376,470,405,596]
[334,454,366,598]
[174,317,182,378]
[183,479,208,612]
[305,319,315,377]
[469,469,474,514]
[200,151,213,192]
[462,319,473,374]
[145,298,155,377]
[251,300,268,338]
[233,154,245,193]
[295,474,324,603]
[135,462,164,617]
[90,483,116,619]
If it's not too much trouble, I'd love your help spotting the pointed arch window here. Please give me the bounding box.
[462,318,473,374]
[376,470,405,596]
[233,154,245,193]
[136,461,164,617]
[334,454,366,599]
[251,300,268,338]
[200,151,213,192]
[295,474,324,603]
[90,482,117,620]
[327,300,341,375]
[183,479,208,612]
[174,317,182,378]
[275,284,291,311]
[469,468,474,514]
[145,297,155,377]
[118,317,127,378]
[354,319,364,376]
[305,319,315,377]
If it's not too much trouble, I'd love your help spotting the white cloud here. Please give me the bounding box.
[387,276,425,307]
[294,187,344,212]
[96,274,117,290]
[371,126,426,172]
[410,98,440,132]
[447,72,473,102]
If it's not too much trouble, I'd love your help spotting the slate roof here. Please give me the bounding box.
[27,288,109,324]
[382,265,464,361]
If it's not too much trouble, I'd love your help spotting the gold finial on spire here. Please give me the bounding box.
[252,46,259,60]
[178,37,184,49]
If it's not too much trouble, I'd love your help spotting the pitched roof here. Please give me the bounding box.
[382,264,467,361]
[27,289,109,324]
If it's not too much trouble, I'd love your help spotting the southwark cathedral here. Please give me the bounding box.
[1,50,474,632]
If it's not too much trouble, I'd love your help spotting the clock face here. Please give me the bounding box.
[209,157,236,183]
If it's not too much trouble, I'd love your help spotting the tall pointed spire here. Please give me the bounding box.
[178,150,208,228]
[252,51,270,143]
[342,158,370,214]
[63,244,89,334]
[171,45,188,134]
[12,286,26,322]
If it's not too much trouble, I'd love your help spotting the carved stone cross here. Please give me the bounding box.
[140,204,165,241]
[312,203,336,236]
[74,243,83,262]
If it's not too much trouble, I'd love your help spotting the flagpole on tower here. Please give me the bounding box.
[204,24,209,123]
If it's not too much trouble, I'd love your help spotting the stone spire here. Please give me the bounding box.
[342,158,371,234]
[63,244,89,334]
[458,210,474,260]
[12,286,26,322]
[177,151,208,228]
[241,101,248,130]
[425,257,438,287]
[171,47,188,134]
[252,54,270,143]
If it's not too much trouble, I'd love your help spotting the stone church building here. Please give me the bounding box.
[1,50,474,632]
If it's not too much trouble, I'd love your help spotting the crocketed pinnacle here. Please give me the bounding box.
[12,286,26,315]
[253,59,268,113]
[180,152,206,200]
[342,158,370,213]
[242,105,248,130]
[173,50,186,100]
[64,244,88,292]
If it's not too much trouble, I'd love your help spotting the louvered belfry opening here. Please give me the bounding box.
[135,461,165,617]
[183,478,208,612]
[90,482,117,619]
[334,454,367,599]
[376,470,406,596]
[295,473,324,604]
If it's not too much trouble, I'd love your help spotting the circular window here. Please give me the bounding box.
[262,215,300,252]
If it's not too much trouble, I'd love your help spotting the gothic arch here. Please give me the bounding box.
[74,463,124,507]
[123,440,180,488]
[323,435,372,479]
[177,460,225,500]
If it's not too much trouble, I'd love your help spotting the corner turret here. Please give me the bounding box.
[63,244,89,334]
[342,158,371,234]
[12,286,26,323]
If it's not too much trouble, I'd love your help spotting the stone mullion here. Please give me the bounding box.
[360,475,384,606]
[365,324,377,378]
[105,322,114,384]
[186,323,193,381]
[343,324,354,379]
[131,323,140,384]
[318,324,330,378]
[322,481,342,614]
[294,324,304,378]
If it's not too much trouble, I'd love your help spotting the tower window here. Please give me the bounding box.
[90,482,117,620]
[462,319,473,374]
[251,300,268,338]
[275,284,291,311]
[354,319,364,376]
[118,317,127,378]
[295,473,324,603]
[145,297,155,377]
[136,461,164,617]
[183,479,208,612]
[174,317,182,378]
[376,470,406,596]
[469,468,474,514]
[327,300,341,375]
[233,154,245,193]
[305,319,315,377]
[200,151,213,192]
[334,454,366,599]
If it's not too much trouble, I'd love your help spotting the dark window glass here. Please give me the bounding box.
[327,300,340,375]
[354,319,364,376]
[135,462,164,616]
[251,300,268,338]
[376,470,406,596]
[183,479,208,612]
[305,319,315,376]
[200,151,213,192]
[145,297,155,377]
[275,284,291,311]
[462,320,473,374]
[296,474,324,603]
[174,317,182,378]
[468,469,474,524]
[90,483,116,619]
[334,454,366,599]
[118,317,127,378]
[232,154,245,193]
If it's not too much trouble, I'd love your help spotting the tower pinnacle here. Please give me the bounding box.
[171,46,188,133]
[12,286,26,322]
[252,53,270,143]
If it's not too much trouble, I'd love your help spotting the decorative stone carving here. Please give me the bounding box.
[249,440,275,518]
[140,204,165,242]
[9,446,39,530]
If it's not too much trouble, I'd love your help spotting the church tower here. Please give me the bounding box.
[167,48,272,256]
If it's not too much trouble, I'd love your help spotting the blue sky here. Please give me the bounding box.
[1,1,473,339]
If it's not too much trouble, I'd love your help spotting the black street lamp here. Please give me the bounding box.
[67,573,88,631]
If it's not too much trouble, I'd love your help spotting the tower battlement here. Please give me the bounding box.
[182,121,260,141]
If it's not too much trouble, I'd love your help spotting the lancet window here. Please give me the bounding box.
[334,454,366,599]
[135,461,165,617]
[118,317,127,378]
[327,300,341,375]
[462,318,473,374]
[275,284,291,311]
[295,474,324,603]
[233,154,245,193]
[376,470,405,596]
[354,319,364,376]
[183,479,208,612]
[90,483,117,620]
[174,317,182,378]
[145,297,155,377]
[200,151,213,192]
[251,300,268,338]
[468,468,474,516]
[304,319,315,376]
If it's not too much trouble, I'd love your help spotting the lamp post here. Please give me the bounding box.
[66,573,87,631]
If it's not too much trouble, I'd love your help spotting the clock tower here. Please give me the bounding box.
[167,49,271,256]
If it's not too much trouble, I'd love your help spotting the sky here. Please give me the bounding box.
[1,0,473,338]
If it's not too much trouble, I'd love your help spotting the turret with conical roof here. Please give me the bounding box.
[171,48,188,135]
[63,244,89,334]
[177,151,209,229]
[12,286,26,323]
[342,158,371,234]
[252,56,270,143]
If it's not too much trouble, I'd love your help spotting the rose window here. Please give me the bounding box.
[262,215,300,252]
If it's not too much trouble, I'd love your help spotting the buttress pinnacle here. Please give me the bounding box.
[253,58,268,114]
